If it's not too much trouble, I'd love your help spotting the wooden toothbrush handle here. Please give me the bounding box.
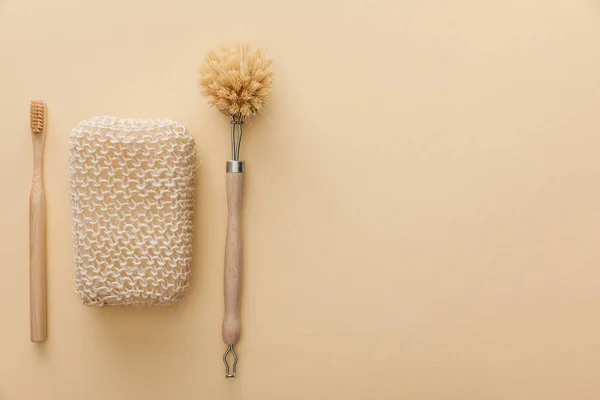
[223,172,244,345]
[30,167,47,342]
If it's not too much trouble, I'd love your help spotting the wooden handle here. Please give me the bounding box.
[30,165,47,342]
[223,172,244,345]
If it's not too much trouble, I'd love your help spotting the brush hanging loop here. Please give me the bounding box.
[223,344,238,378]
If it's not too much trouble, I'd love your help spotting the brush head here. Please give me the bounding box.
[199,43,273,119]
[30,100,46,135]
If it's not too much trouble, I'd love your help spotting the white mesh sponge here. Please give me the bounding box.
[69,116,196,306]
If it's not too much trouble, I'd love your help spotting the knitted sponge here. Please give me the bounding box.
[69,116,196,306]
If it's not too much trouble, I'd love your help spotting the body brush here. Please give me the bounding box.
[199,43,273,378]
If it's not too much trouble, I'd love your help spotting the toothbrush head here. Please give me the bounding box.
[30,100,46,135]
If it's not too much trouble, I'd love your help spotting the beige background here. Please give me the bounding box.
[1,0,600,398]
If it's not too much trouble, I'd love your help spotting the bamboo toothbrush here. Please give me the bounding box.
[29,100,47,342]
[199,43,273,378]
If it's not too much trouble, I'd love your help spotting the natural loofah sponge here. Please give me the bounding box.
[199,43,273,118]
[69,117,196,307]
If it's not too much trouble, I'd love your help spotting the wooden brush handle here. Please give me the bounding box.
[30,159,47,342]
[223,172,244,345]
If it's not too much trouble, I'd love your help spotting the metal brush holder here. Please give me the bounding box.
[229,115,244,162]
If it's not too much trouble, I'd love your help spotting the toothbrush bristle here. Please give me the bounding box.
[30,100,45,135]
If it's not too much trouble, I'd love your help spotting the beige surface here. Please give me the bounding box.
[1,0,600,398]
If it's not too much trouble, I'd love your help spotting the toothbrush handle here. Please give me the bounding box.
[30,167,47,342]
[223,172,244,345]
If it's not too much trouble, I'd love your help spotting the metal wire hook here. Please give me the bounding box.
[223,344,238,378]
[235,117,243,161]
[228,114,244,161]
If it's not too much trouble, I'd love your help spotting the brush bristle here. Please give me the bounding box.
[199,43,273,118]
[30,100,45,135]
